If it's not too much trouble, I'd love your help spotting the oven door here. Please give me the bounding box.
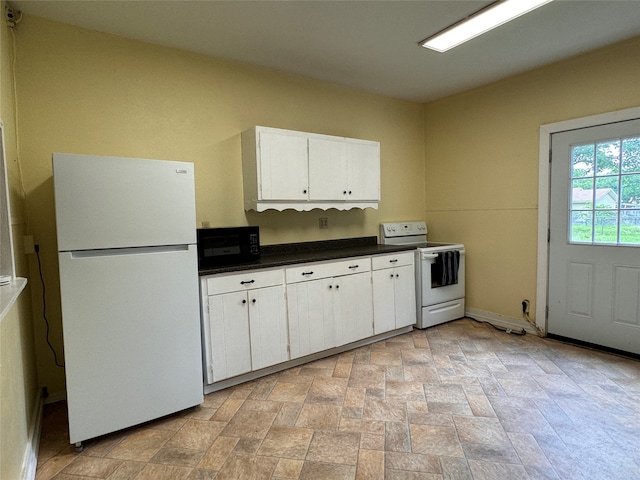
[419,249,465,306]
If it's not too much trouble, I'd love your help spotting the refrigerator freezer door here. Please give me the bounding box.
[59,245,203,444]
[53,153,197,251]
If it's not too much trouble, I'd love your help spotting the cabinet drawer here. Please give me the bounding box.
[372,251,415,270]
[206,268,284,295]
[286,257,371,284]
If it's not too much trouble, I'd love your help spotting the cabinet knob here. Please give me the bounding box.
[329,285,333,289]
[390,274,394,278]
[252,298,256,303]
[303,189,307,194]
[343,190,347,195]
[348,190,352,195]
[242,299,247,304]
[336,284,340,289]
[396,274,399,278]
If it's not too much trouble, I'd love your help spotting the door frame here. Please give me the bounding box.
[536,106,640,334]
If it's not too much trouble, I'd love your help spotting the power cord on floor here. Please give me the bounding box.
[466,316,527,335]
[35,244,65,368]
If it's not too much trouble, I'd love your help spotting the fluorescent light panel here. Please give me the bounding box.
[421,0,554,53]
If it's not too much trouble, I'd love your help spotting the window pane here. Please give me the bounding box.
[594,176,618,209]
[596,140,620,176]
[571,143,594,178]
[620,210,640,245]
[621,174,640,208]
[568,135,640,247]
[621,137,640,174]
[571,178,593,210]
[571,211,592,243]
[594,210,618,243]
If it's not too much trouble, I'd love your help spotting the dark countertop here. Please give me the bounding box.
[198,236,417,276]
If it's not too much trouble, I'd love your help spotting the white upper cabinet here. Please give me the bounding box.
[255,130,309,201]
[242,126,380,211]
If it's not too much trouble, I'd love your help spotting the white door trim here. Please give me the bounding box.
[536,106,640,334]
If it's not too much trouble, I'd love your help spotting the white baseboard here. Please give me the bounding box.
[465,307,541,336]
[21,391,45,480]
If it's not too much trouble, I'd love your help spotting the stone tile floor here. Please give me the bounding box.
[36,318,640,479]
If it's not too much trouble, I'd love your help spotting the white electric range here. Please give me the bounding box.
[380,221,465,329]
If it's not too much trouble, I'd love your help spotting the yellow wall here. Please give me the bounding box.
[0,1,40,477]
[424,36,640,320]
[11,11,640,411]
[14,15,425,395]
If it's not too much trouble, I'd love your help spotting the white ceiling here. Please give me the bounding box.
[10,0,640,102]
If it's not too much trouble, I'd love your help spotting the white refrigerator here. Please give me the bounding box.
[53,153,203,447]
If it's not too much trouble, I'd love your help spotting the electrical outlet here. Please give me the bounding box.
[319,217,329,229]
[522,299,530,314]
[201,221,210,228]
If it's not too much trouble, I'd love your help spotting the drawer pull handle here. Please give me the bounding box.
[389,259,398,263]
[302,271,314,276]
[348,265,359,269]
[240,280,255,285]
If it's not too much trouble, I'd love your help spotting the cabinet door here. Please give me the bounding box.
[372,269,396,334]
[287,278,336,359]
[208,292,252,383]
[346,141,380,201]
[394,264,417,329]
[259,131,308,200]
[249,285,289,371]
[308,137,347,200]
[335,272,373,345]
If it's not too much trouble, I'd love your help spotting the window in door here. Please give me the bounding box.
[569,135,640,245]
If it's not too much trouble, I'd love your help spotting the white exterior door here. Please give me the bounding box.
[548,119,640,354]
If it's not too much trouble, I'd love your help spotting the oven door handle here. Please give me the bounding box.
[421,250,465,260]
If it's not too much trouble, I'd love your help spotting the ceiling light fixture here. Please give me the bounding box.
[420,0,554,53]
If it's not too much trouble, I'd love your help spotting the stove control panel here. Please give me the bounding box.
[380,221,427,237]
[379,221,427,244]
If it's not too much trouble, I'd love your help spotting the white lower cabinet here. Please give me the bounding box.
[286,257,372,359]
[334,271,373,346]
[372,252,416,334]
[201,251,415,386]
[201,268,288,384]
[287,278,337,359]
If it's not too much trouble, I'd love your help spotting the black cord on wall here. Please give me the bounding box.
[35,245,65,368]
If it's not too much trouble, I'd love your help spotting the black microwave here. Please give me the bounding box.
[197,226,260,268]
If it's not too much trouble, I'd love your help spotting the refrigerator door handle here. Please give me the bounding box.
[67,244,191,258]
